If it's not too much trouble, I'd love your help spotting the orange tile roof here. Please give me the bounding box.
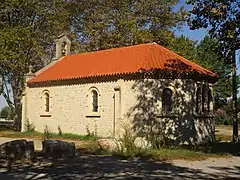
[28,43,218,84]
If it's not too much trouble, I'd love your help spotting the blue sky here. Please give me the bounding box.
[0,0,238,110]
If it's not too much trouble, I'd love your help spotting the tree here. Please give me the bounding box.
[0,1,69,130]
[167,34,197,61]
[187,0,240,143]
[68,0,186,52]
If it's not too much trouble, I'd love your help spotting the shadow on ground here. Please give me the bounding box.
[195,142,240,156]
[0,149,240,180]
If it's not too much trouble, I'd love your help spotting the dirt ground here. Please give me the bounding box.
[215,125,240,138]
[0,153,240,179]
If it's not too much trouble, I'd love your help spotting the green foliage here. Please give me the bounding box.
[167,35,197,61]
[43,125,52,140]
[0,106,10,119]
[215,98,240,125]
[0,0,70,130]
[24,119,35,132]
[69,0,186,52]
[214,109,232,125]
[115,126,139,157]
[187,0,240,52]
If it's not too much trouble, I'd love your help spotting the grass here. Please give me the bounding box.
[216,134,232,142]
[143,148,230,161]
[0,129,97,141]
[0,127,233,161]
[110,147,231,161]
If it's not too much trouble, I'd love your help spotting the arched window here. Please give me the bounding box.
[44,92,50,112]
[162,88,173,112]
[92,90,98,112]
[207,88,213,112]
[196,87,201,113]
[202,84,208,112]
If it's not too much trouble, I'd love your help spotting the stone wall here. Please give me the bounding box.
[23,77,215,144]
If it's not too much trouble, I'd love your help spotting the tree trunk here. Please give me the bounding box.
[12,78,24,132]
[13,102,22,131]
[232,50,238,143]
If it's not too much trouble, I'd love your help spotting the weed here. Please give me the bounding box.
[24,119,35,132]
[58,125,63,137]
[43,125,52,140]
[86,126,97,140]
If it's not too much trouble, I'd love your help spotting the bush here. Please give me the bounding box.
[24,119,35,132]
[0,106,10,119]
[214,109,232,125]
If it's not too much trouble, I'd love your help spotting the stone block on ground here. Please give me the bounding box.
[134,137,151,149]
[0,139,35,160]
[97,139,121,152]
[25,141,35,160]
[42,140,75,158]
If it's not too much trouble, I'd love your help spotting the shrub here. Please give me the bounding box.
[0,106,10,119]
[24,119,35,132]
[43,125,52,140]
[214,109,232,125]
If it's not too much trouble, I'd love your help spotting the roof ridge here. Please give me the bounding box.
[65,43,156,58]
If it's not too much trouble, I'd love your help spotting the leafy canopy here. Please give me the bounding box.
[0,0,70,129]
[187,0,240,54]
[69,0,186,52]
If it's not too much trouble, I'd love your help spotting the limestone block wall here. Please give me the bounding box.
[25,81,120,137]
[23,77,215,144]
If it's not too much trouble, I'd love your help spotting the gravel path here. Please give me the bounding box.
[1,137,240,179]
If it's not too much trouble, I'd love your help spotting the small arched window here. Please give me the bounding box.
[162,88,173,112]
[92,90,98,112]
[207,88,213,112]
[44,92,50,112]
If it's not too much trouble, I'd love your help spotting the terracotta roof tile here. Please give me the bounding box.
[28,43,218,84]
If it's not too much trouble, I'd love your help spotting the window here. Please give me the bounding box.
[207,88,213,112]
[44,92,50,112]
[196,87,201,113]
[92,90,98,112]
[162,88,173,112]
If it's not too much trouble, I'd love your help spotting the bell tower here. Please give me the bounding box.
[53,34,71,60]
